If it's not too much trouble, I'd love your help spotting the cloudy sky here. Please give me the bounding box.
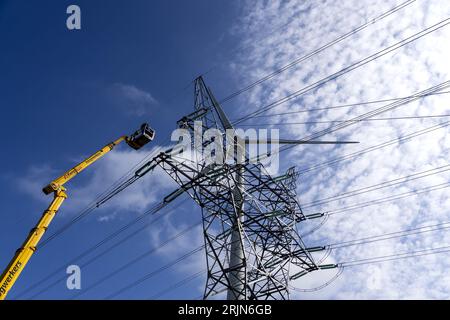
[0,0,449,300]
[229,0,450,299]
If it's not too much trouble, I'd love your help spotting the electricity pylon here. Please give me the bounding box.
[136,77,348,299]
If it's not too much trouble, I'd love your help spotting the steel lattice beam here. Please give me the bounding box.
[149,77,320,300]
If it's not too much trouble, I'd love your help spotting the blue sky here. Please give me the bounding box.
[0,0,243,299]
[1,0,450,300]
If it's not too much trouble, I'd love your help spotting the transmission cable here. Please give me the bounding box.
[134,221,450,298]
[237,90,450,120]
[149,270,205,300]
[104,247,205,300]
[265,81,450,168]
[66,216,450,299]
[290,267,344,293]
[17,202,166,299]
[302,164,450,209]
[261,82,450,145]
[246,82,450,167]
[291,243,450,293]
[233,18,450,125]
[38,138,171,248]
[14,196,187,299]
[298,121,450,174]
[328,221,450,250]
[322,182,450,216]
[90,220,450,299]
[69,221,202,300]
[219,0,417,105]
[21,7,442,298]
[242,114,450,126]
[339,244,450,267]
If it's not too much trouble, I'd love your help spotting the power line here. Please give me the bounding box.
[246,82,450,167]
[325,182,450,216]
[112,218,449,298]
[291,222,450,292]
[307,221,450,253]
[70,221,202,300]
[18,203,166,299]
[290,243,450,293]
[101,219,450,298]
[175,2,320,84]
[14,196,187,299]
[339,244,450,267]
[328,221,450,250]
[240,114,450,126]
[291,241,450,292]
[86,177,447,299]
[251,86,450,156]
[90,90,446,300]
[38,140,171,249]
[106,219,450,298]
[17,9,446,300]
[298,121,450,174]
[217,2,319,62]
[237,90,450,120]
[149,270,205,300]
[290,267,344,293]
[56,129,446,286]
[16,141,174,297]
[7,3,443,299]
[104,247,204,300]
[76,214,450,299]
[233,18,450,125]
[70,17,450,298]
[302,164,450,208]
[37,100,444,300]
[219,0,417,105]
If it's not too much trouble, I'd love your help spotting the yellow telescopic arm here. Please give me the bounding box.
[0,189,67,300]
[0,136,127,300]
[0,122,154,300]
[43,136,126,194]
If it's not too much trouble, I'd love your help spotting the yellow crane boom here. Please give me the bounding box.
[0,123,155,300]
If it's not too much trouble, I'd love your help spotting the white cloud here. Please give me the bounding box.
[227,0,450,299]
[16,0,450,299]
[16,143,176,221]
[110,83,158,116]
[147,211,206,273]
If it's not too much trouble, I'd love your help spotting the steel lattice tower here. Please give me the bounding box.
[140,77,338,299]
